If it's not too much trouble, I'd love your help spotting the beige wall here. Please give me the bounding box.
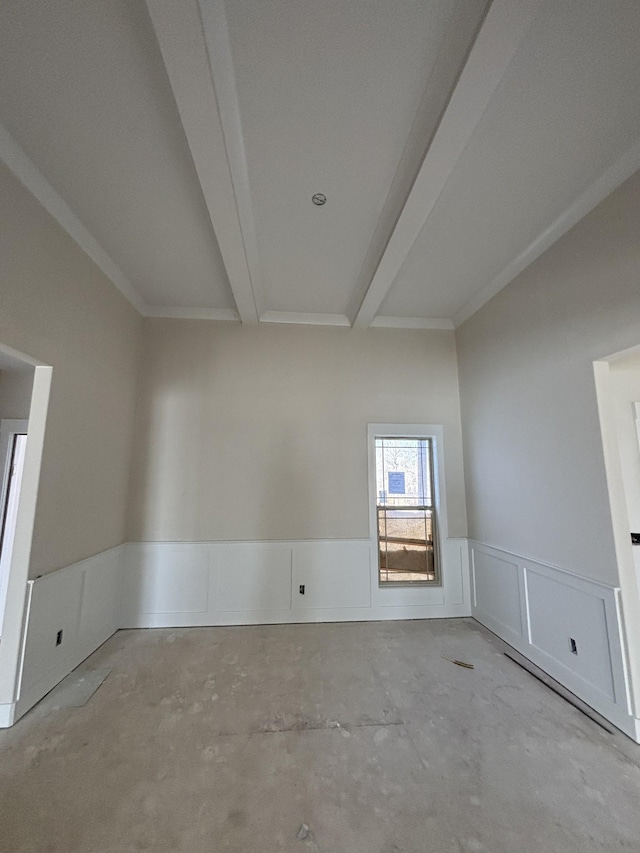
[0,368,34,420]
[457,170,640,585]
[128,321,467,542]
[0,162,141,576]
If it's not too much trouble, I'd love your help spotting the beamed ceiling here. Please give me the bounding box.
[1,0,639,328]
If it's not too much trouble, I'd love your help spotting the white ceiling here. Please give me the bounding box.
[0,0,639,328]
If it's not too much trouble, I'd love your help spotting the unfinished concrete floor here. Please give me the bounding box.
[1,618,640,852]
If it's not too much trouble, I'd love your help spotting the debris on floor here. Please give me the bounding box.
[441,656,474,670]
[296,823,312,841]
[47,667,111,710]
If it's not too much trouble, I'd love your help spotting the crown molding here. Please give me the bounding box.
[259,311,351,327]
[142,306,240,321]
[370,316,454,330]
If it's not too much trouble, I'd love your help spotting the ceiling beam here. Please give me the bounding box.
[345,0,489,325]
[352,0,544,328]
[0,122,146,313]
[146,0,263,324]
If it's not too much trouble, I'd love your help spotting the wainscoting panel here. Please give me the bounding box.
[216,544,292,612]
[471,547,523,645]
[3,538,472,727]
[121,538,471,628]
[470,541,635,739]
[526,566,616,702]
[18,568,83,699]
[121,544,210,618]
[78,548,123,662]
[293,541,371,610]
[11,545,124,726]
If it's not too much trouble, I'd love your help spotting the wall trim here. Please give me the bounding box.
[259,311,351,327]
[469,540,638,740]
[0,365,52,707]
[370,316,455,330]
[120,538,471,629]
[143,306,240,322]
[0,703,15,727]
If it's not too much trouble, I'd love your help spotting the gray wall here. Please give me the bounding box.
[127,320,468,543]
[456,169,640,585]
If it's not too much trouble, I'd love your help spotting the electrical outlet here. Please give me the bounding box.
[299,584,305,595]
[56,629,63,646]
[569,637,577,655]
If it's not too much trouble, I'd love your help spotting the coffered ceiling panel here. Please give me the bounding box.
[0,0,234,311]
[223,0,465,316]
[0,0,639,327]
[380,0,640,323]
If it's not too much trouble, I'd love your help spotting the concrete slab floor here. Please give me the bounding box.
[1,618,640,853]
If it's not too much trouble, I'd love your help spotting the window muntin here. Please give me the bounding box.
[375,437,439,586]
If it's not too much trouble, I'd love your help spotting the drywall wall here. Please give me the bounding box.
[609,352,640,533]
[128,321,467,543]
[0,161,140,576]
[457,169,640,585]
[0,368,33,420]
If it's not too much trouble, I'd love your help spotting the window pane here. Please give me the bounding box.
[377,508,435,583]
[375,437,431,506]
[374,437,439,586]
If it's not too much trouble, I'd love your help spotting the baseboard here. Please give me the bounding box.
[0,702,15,727]
[9,545,124,726]
[469,540,639,741]
[119,538,471,628]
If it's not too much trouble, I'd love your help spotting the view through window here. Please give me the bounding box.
[375,437,439,586]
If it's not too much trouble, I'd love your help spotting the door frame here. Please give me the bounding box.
[0,419,29,533]
[0,345,52,718]
[0,421,29,637]
[593,350,640,723]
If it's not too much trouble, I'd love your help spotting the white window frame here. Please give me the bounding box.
[367,424,449,591]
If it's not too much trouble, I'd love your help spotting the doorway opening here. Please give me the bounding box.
[594,347,640,723]
[0,345,51,721]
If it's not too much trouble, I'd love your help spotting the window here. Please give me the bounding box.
[374,435,440,586]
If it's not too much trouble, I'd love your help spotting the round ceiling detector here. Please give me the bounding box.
[312,193,327,206]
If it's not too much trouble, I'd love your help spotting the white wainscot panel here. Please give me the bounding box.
[78,548,122,660]
[216,544,292,612]
[121,544,210,621]
[471,546,523,644]
[469,541,633,740]
[19,569,83,698]
[526,565,617,702]
[12,546,123,726]
[293,541,371,610]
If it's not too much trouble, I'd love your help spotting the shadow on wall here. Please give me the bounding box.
[129,370,321,544]
[128,358,207,541]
